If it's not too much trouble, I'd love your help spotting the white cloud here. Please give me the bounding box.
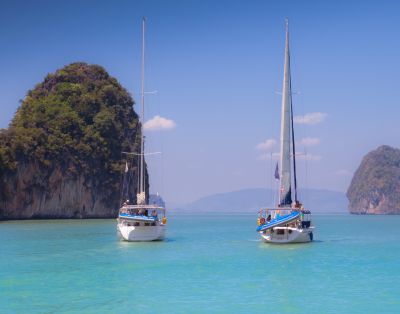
[334,169,353,175]
[293,112,328,125]
[143,115,176,131]
[299,137,322,147]
[255,139,277,150]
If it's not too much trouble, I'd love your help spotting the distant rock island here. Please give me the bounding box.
[0,62,148,220]
[170,188,349,214]
[347,145,400,214]
[149,194,165,208]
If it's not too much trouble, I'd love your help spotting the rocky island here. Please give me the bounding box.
[0,62,148,220]
[347,145,400,214]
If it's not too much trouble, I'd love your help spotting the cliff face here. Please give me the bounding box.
[0,62,149,220]
[347,145,400,215]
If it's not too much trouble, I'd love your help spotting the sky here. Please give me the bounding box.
[1,0,400,207]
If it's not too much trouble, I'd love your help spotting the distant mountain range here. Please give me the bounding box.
[169,188,349,214]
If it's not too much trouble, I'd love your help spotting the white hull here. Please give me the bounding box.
[260,226,314,243]
[117,222,166,242]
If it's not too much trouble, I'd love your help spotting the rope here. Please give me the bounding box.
[146,38,165,202]
[292,42,309,210]
[271,46,284,207]
[120,30,142,208]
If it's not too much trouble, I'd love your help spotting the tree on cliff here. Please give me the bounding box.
[347,145,400,215]
[0,62,149,219]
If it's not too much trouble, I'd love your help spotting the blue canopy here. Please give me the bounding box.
[256,212,300,232]
[119,213,158,223]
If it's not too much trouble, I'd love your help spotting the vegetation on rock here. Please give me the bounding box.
[0,62,145,207]
[347,145,400,214]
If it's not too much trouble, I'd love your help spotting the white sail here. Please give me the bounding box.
[279,19,292,207]
[136,192,146,205]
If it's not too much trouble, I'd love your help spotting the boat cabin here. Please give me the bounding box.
[119,205,166,227]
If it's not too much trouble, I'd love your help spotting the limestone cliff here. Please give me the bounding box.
[0,62,149,220]
[347,145,400,214]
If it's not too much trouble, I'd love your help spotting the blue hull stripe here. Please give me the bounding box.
[256,212,300,232]
[119,214,158,222]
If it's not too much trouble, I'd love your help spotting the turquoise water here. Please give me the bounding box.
[1,215,400,313]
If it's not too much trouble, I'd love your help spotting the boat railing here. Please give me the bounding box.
[258,208,312,222]
[119,205,165,220]
[258,208,293,220]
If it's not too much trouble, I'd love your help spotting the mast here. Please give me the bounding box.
[290,77,298,203]
[279,19,292,207]
[140,17,145,195]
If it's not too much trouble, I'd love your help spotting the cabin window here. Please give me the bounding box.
[277,229,285,235]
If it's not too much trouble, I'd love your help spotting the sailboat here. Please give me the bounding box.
[117,18,166,242]
[256,19,314,243]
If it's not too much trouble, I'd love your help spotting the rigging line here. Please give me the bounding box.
[145,88,160,196]
[291,102,307,155]
[291,45,308,152]
[291,94,307,152]
[145,87,160,197]
[122,28,143,206]
[271,42,284,206]
[137,132,140,201]
[157,88,164,199]
[292,44,309,209]
[271,33,286,207]
[127,116,140,204]
[306,152,309,210]
[147,38,165,199]
[128,43,142,91]
[271,91,275,206]
[146,38,163,148]
[123,34,142,153]
[290,68,298,203]
[128,153,135,201]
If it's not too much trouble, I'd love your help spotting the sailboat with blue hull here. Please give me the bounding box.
[257,19,314,243]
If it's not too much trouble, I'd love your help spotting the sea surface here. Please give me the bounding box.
[1,215,400,313]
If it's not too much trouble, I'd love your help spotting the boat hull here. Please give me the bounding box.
[117,223,166,242]
[260,226,314,243]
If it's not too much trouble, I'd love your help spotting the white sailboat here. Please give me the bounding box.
[117,18,166,242]
[256,19,314,243]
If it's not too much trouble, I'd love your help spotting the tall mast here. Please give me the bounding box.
[290,77,298,203]
[140,17,146,194]
[279,19,292,207]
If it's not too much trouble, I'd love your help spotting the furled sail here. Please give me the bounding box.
[137,192,146,205]
[279,19,292,207]
[124,162,129,199]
